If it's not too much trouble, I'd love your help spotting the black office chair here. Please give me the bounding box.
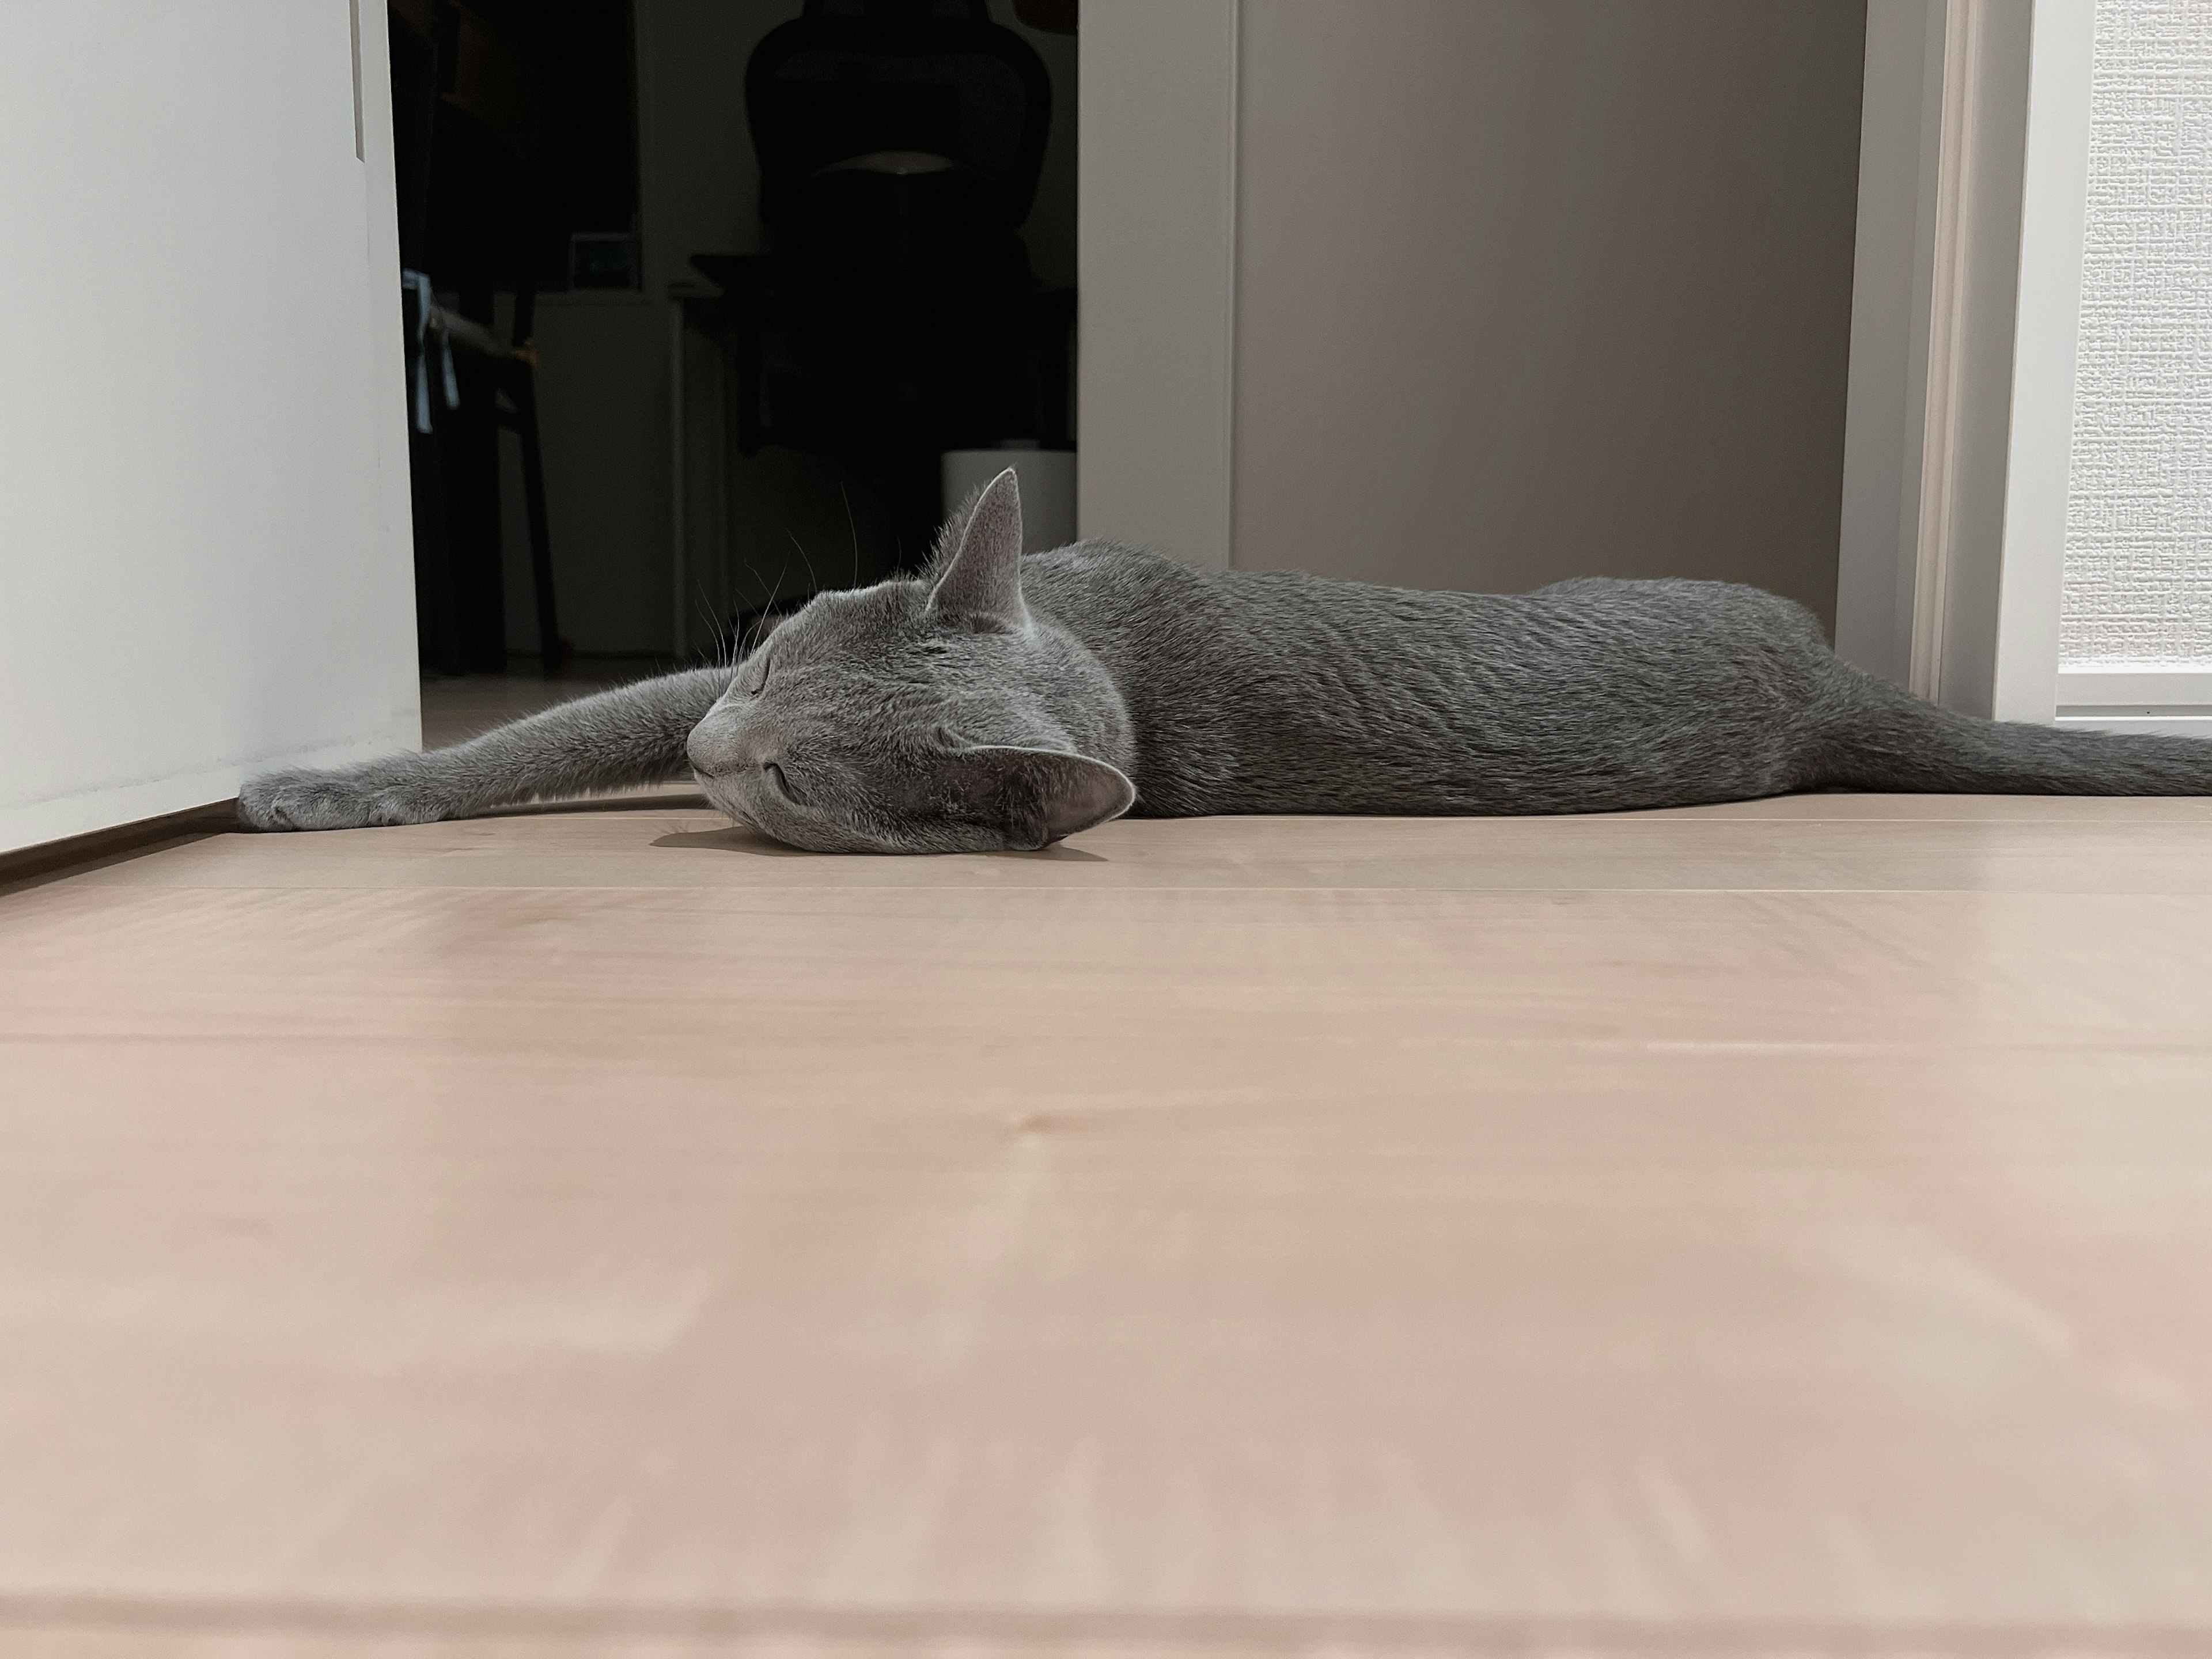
[703,0,1070,567]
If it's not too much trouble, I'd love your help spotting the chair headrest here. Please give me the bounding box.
[748,1,1052,227]
[805,0,991,18]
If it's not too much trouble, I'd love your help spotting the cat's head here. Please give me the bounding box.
[685,469,1137,854]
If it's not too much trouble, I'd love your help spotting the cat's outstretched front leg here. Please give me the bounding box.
[239,666,734,831]
[241,751,456,830]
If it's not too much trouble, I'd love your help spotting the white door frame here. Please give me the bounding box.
[1075,0,1239,570]
[1836,0,2100,725]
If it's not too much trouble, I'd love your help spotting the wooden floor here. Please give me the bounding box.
[7,678,2212,1657]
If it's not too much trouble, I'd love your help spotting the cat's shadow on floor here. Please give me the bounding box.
[650,825,1107,862]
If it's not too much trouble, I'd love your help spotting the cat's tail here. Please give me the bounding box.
[1822,676,2212,796]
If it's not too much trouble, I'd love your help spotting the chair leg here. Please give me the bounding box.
[408,425,467,678]
[513,372,563,675]
[441,345,508,674]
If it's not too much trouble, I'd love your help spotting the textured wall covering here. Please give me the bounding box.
[2062,0,2212,666]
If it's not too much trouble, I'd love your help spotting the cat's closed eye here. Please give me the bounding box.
[764,761,798,801]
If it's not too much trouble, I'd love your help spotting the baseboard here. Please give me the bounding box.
[2055,668,2212,737]
[2055,715,2212,738]
[0,735,407,857]
[0,800,238,893]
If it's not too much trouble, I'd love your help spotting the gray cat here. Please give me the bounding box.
[240,468,2212,852]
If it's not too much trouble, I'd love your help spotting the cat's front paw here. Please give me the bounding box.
[237,758,449,831]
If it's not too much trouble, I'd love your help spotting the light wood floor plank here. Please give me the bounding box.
[40,802,2212,897]
[5,768,2212,1655]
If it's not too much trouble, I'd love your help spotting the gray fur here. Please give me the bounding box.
[239,666,733,830]
[241,468,2212,850]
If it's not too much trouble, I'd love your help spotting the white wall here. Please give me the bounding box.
[1076,1,1869,607]
[1227,0,1866,626]
[2061,0,2212,670]
[0,1,418,855]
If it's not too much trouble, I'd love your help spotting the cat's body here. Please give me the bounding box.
[243,471,2212,850]
[1021,547,1838,816]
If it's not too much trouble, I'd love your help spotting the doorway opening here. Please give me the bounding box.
[388,0,1078,683]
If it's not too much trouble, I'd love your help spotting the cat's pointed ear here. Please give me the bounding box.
[927,467,1028,630]
[942,745,1134,850]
